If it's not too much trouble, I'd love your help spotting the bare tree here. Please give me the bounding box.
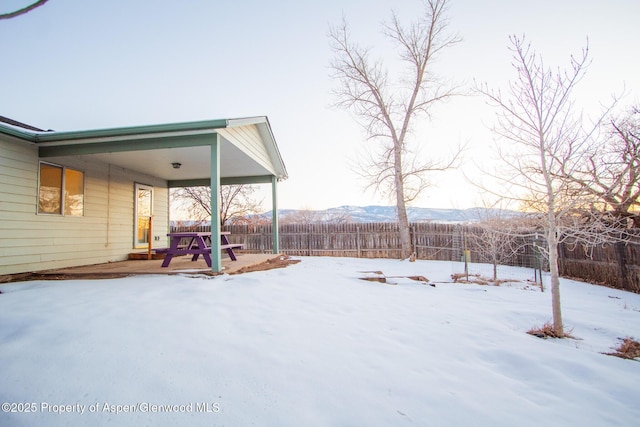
[280,207,353,225]
[329,0,462,259]
[0,0,49,20]
[571,105,640,226]
[466,206,528,281]
[324,210,353,224]
[280,208,322,225]
[476,35,623,337]
[171,185,263,226]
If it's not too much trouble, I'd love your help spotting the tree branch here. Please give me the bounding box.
[0,0,49,20]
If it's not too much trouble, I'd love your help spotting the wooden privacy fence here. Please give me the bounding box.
[172,222,542,263]
[558,239,640,293]
[169,222,640,293]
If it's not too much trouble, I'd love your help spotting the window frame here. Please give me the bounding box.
[37,161,85,217]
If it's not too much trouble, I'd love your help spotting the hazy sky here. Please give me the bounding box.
[2,0,639,210]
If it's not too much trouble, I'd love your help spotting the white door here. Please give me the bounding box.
[134,183,153,248]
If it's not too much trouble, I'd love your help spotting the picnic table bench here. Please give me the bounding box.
[158,232,243,268]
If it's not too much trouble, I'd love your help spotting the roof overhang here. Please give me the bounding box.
[1,116,288,187]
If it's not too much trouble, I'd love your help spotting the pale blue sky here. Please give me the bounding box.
[2,0,639,210]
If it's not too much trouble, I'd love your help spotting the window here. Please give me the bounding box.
[38,162,85,216]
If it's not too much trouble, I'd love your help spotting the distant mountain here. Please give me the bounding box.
[273,205,519,224]
[172,205,521,226]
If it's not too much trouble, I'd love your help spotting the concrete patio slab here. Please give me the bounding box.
[0,254,287,283]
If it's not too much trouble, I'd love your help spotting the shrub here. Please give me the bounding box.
[605,337,640,360]
[527,322,573,339]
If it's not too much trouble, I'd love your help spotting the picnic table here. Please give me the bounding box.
[158,232,243,268]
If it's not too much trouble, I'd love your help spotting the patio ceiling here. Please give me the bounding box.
[72,138,272,184]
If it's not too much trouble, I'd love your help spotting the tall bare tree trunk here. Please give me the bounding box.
[329,1,462,258]
[541,118,564,336]
[394,146,412,257]
[546,222,564,336]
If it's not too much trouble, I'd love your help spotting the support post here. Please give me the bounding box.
[210,134,222,272]
[147,216,153,260]
[271,176,280,254]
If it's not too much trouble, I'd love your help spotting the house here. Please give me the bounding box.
[0,116,288,275]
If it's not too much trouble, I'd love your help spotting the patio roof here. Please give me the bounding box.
[1,116,288,187]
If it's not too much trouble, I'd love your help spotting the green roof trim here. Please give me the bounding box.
[38,133,216,157]
[34,118,229,143]
[0,123,39,141]
[0,118,232,143]
[169,175,276,188]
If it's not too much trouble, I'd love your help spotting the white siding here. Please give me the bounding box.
[0,137,169,275]
[217,125,275,174]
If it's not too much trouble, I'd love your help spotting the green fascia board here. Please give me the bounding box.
[221,175,276,185]
[0,118,229,143]
[168,179,213,188]
[0,123,41,141]
[39,133,216,157]
[168,175,275,188]
[34,119,229,143]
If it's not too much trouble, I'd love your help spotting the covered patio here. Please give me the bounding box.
[33,116,288,273]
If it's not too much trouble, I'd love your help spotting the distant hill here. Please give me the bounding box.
[272,205,519,223]
[172,205,521,226]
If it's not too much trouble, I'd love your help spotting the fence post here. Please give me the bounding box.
[452,225,461,261]
[357,225,361,258]
[615,241,628,290]
[410,224,416,257]
[534,234,544,291]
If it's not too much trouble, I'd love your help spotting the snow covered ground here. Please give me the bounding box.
[1,257,639,427]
